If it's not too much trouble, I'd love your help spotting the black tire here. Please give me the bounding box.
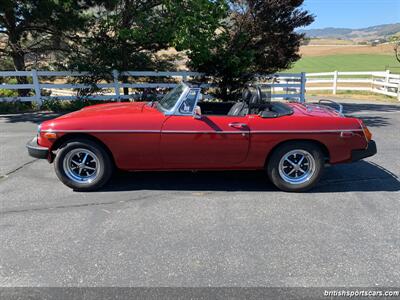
[266,141,324,192]
[54,139,113,191]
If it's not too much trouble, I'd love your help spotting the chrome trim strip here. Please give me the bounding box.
[164,130,241,134]
[42,129,363,134]
[250,129,363,133]
[42,129,161,133]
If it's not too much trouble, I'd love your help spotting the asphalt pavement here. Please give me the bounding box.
[0,99,399,287]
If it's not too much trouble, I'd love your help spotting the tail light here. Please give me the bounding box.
[363,126,372,141]
[359,121,372,141]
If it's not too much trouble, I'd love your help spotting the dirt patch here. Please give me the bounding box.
[300,43,395,57]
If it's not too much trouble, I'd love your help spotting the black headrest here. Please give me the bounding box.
[258,86,271,103]
[242,88,252,103]
[248,86,261,105]
[242,85,270,107]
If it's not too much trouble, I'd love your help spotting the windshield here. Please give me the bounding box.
[157,83,186,112]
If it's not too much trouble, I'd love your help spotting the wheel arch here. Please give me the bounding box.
[265,139,330,167]
[50,133,116,167]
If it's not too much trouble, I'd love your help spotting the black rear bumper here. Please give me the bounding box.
[26,137,49,159]
[351,140,377,162]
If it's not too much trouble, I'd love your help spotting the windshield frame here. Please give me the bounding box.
[156,83,190,115]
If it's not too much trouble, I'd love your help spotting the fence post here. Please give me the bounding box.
[332,71,338,95]
[397,80,400,102]
[384,70,390,93]
[300,72,306,103]
[31,69,42,105]
[112,70,121,102]
[285,78,289,100]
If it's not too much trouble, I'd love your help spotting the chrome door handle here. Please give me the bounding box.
[228,123,247,129]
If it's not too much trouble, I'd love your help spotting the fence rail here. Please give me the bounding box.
[0,70,305,104]
[306,71,400,100]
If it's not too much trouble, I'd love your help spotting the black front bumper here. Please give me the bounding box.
[351,140,377,162]
[26,137,49,159]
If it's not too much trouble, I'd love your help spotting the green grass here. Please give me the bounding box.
[287,54,399,73]
[307,90,398,103]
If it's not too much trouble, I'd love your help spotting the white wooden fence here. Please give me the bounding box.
[0,70,306,104]
[306,71,400,100]
[1,70,399,103]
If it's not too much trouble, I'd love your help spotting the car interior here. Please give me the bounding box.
[196,85,294,118]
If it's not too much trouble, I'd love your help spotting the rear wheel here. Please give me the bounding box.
[54,139,113,191]
[267,142,324,192]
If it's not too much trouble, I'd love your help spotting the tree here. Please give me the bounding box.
[1,0,313,101]
[68,0,228,95]
[186,0,314,100]
[389,36,400,63]
[0,0,94,95]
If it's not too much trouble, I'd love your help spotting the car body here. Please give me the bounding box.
[27,83,377,192]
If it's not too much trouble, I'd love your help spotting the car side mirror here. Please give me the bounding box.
[193,106,202,119]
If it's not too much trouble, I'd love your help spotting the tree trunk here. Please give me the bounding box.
[5,5,30,97]
[219,86,228,101]
[121,44,129,96]
[218,77,230,101]
[121,0,132,97]
[11,51,30,97]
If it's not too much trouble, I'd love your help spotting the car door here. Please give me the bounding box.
[160,89,250,169]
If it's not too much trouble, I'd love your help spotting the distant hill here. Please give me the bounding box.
[299,23,400,41]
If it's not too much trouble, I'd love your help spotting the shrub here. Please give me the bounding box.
[0,78,20,98]
[0,101,38,114]
[0,98,119,114]
[40,99,117,112]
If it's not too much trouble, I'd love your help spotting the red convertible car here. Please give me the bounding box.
[27,83,376,192]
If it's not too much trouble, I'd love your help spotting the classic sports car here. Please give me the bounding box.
[27,82,376,192]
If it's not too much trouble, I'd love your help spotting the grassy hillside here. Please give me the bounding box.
[287,54,398,73]
[299,23,400,41]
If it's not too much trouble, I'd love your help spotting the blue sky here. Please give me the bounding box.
[303,0,400,29]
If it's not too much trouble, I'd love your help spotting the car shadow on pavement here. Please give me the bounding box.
[0,112,61,124]
[307,101,399,128]
[341,102,400,115]
[352,115,391,127]
[100,161,400,193]
[341,102,399,128]
[316,102,400,128]
[313,161,400,193]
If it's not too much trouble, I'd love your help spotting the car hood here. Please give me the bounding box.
[56,102,148,119]
[40,102,164,132]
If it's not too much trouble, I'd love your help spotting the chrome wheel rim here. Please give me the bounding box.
[278,149,316,185]
[63,148,100,184]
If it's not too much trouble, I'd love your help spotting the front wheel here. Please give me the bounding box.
[54,139,113,191]
[266,142,324,192]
